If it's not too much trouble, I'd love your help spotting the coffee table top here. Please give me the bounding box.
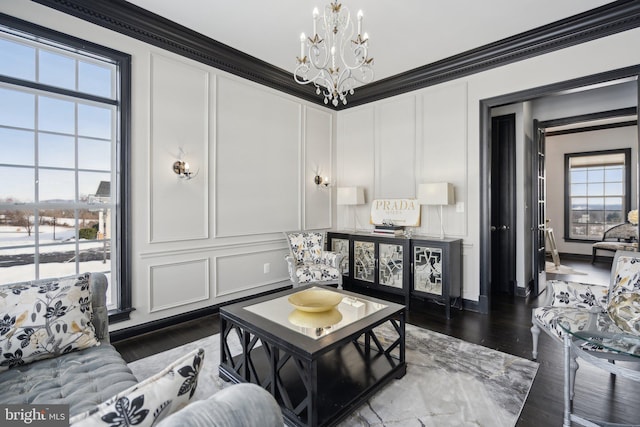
[245,286,388,340]
[557,309,640,358]
[220,285,405,355]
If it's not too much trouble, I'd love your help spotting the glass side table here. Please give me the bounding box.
[558,309,640,427]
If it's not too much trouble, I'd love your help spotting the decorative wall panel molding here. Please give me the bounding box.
[149,258,210,312]
[304,107,334,230]
[149,53,209,243]
[31,0,640,109]
[215,248,289,297]
[421,82,468,237]
[139,237,286,259]
[215,76,300,237]
[375,97,417,199]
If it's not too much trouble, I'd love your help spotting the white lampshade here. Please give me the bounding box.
[337,187,365,205]
[418,183,454,206]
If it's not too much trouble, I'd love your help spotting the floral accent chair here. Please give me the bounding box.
[531,250,640,397]
[284,232,344,289]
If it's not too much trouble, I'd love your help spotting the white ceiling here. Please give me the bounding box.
[125,0,614,81]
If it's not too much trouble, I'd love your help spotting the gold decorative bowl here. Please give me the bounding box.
[287,288,343,313]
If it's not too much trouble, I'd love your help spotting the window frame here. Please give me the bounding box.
[0,13,132,323]
[564,148,632,243]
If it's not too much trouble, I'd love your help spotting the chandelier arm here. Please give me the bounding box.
[340,44,368,70]
[308,44,332,70]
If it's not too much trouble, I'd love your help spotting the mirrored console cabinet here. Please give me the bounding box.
[327,231,462,317]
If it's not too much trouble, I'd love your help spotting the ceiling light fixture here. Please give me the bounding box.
[294,1,374,107]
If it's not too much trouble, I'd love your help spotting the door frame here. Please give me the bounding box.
[479,65,640,314]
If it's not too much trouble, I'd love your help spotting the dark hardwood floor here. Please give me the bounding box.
[113,257,639,426]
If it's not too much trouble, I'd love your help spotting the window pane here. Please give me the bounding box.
[78,61,113,99]
[0,167,34,203]
[588,224,604,238]
[571,224,587,238]
[39,169,75,202]
[78,104,112,139]
[39,50,76,90]
[0,128,34,166]
[40,245,78,278]
[605,211,623,223]
[79,172,110,201]
[604,182,623,195]
[0,246,35,286]
[0,87,35,129]
[571,183,587,197]
[0,38,35,81]
[589,210,604,224]
[587,182,604,196]
[570,169,587,184]
[587,168,604,182]
[39,133,75,168]
[38,96,75,134]
[605,167,623,181]
[78,138,111,170]
[571,198,587,210]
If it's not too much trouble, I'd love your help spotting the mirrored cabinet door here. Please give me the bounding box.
[353,240,375,283]
[413,246,443,295]
[331,238,350,276]
[379,243,404,288]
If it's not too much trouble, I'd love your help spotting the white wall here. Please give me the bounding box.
[337,27,640,302]
[1,0,337,331]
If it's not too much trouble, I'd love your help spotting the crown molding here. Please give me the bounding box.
[30,0,640,110]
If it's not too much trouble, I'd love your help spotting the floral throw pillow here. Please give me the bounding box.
[548,280,608,310]
[0,273,98,372]
[607,255,640,336]
[70,348,204,427]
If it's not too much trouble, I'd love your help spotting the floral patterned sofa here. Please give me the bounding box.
[0,273,282,427]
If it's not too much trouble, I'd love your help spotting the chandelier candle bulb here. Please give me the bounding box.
[313,7,319,35]
[357,10,363,34]
[300,33,305,58]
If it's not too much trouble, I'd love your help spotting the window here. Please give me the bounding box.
[565,149,631,241]
[0,15,131,321]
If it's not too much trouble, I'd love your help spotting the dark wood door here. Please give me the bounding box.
[491,114,517,295]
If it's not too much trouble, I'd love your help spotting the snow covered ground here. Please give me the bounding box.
[0,224,113,306]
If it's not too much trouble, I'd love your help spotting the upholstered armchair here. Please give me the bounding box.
[284,231,344,289]
[531,250,640,397]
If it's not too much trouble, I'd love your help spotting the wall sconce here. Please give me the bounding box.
[314,175,330,187]
[173,160,194,180]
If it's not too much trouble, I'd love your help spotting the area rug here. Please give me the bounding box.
[545,261,587,275]
[128,324,538,427]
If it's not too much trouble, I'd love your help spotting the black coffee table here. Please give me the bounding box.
[218,285,406,427]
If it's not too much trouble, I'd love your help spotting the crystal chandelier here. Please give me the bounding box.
[294,1,374,107]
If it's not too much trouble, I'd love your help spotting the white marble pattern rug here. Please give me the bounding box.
[128,324,538,427]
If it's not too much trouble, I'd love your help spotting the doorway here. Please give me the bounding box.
[479,66,640,314]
